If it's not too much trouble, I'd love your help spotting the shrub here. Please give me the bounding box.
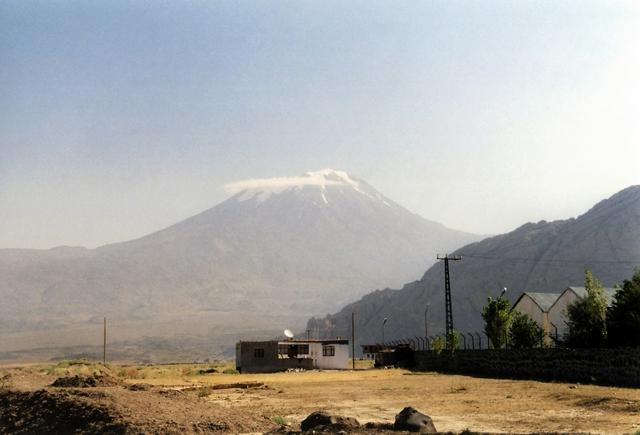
[432,336,445,354]
[564,270,607,348]
[447,330,461,351]
[509,311,546,349]
[197,386,214,397]
[482,295,512,349]
[117,367,139,379]
[607,269,640,347]
[271,415,287,426]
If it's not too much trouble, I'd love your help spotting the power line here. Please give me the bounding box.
[457,253,640,265]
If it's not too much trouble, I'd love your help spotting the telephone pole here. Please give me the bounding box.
[103,317,107,365]
[437,254,461,349]
[424,304,430,348]
[351,312,356,370]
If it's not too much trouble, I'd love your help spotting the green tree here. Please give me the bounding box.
[482,295,512,349]
[564,270,607,348]
[447,329,461,352]
[432,336,445,354]
[607,270,640,347]
[509,311,546,349]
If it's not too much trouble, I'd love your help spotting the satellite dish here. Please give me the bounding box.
[284,329,294,339]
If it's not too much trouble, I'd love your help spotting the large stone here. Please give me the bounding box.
[300,411,360,432]
[393,407,436,433]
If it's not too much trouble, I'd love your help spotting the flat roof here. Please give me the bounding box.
[239,339,349,345]
[282,339,348,344]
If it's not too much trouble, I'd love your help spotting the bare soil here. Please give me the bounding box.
[1,363,639,434]
[51,373,122,388]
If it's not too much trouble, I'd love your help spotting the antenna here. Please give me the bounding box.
[284,329,294,339]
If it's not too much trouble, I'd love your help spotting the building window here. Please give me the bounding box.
[322,345,335,357]
[278,344,310,357]
[254,348,264,358]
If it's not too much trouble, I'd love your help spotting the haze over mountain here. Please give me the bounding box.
[308,185,640,348]
[0,169,480,360]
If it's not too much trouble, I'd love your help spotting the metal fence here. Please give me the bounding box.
[370,329,560,352]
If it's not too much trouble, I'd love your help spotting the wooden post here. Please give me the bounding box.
[103,317,106,365]
[351,312,355,370]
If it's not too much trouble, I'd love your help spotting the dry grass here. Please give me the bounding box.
[112,365,640,433]
[4,362,640,434]
[40,359,116,377]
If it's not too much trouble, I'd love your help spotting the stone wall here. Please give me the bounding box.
[413,347,640,387]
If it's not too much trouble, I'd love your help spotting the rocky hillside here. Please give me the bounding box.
[308,185,640,348]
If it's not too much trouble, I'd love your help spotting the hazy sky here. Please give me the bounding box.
[1,1,639,249]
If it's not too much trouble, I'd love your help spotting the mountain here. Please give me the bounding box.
[308,185,640,349]
[0,169,480,361]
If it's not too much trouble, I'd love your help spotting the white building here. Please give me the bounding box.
[303,340,350,369]
[236,339,349,373]
[548,286,617,338]
[512,292,560,340]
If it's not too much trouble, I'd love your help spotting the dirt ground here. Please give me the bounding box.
[1,361,639,434]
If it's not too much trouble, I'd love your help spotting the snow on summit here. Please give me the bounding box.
[225,169,381,204]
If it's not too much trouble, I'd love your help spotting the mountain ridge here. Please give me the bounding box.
[307,185,640,348]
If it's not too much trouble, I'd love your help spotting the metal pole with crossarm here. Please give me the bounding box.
[437,254,461,349]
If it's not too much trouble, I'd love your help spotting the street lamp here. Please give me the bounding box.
[500,287,507,298]
[382,317,389,346]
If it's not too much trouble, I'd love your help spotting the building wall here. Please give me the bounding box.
[513,295,548,331]
[548,290,578,338]
[236,340,348,372]
[236,341,313,373]
[308,342,349,369]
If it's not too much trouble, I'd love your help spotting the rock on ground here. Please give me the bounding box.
[300,411,360,432]
[393,407,437,433]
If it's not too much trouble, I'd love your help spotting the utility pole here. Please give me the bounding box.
[424,304,430,348]
[103,317,107,365]
[437,254,461,349]
[382,317,388,346]
[351,312,356,370]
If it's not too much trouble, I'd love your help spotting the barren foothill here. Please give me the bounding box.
[1,361,639,434]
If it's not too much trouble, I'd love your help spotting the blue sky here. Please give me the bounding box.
[1,1,639,248]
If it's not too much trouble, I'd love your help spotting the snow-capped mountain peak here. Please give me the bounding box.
[225,169,379,204]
